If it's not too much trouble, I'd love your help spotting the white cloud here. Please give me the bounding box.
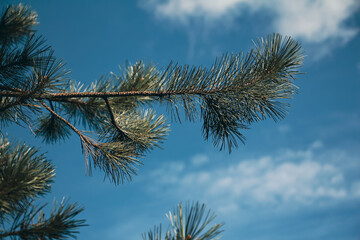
[153,0,251,21]
[191,153,209,166]
[150,161,185,184]
[144,0,359,44]
[274,0,359,43]
[146,142,360,214]
[310,140,323,149]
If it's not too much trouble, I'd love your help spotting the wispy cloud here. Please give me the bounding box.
[144,0,359,44]
[150,0,251,21]
[146,141,360,214]
[273,0,359,43]
[191,153,209,166]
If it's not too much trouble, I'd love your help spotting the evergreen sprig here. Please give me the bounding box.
[0,199,86,240]
[0,137,86,239]
[0,137,54,214]
[143,202,223,240]
[0,4,37,44]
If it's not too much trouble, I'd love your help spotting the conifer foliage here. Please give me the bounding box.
[0,3,303,239]
[0,5,303,184]
[0,137,86,239]
[0,5,86,239]
[143,202,223,240]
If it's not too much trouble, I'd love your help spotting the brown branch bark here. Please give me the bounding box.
[103,97,127,138]
[40,101,99,173]
[40,101,92,145]
[0,85,23,92]
[0,230,22,238]
[0,88,214,99]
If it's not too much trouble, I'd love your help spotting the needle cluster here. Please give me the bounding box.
[143,201,223,240]
[0,137,86,239]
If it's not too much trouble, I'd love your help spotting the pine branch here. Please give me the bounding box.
[0,137,54,214]
[1,32,303,182]
[0,199,87,239]
[0,4,37,44]
[103,96,129,140]
[39,100,96,172]
[35,102,72,143]
[40,101,82,136]
[0,138,86,239]
[99,109,169,152]
[1,88,213,99]
[143,202,223,240]
[0,35,50,89]
[40,100,144,184]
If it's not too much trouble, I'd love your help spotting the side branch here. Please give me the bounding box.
[103,97,129,139]
[40,101,100,173]
[40,101,92,146]
[0,86,23,92]
[0,230,23,238]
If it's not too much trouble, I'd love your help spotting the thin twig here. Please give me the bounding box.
[103,97,129,139]
[40,101,89,144]
[40,101,99,174]
[0,85,23,92]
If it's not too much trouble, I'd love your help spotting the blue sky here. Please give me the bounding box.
[3,0,360,239]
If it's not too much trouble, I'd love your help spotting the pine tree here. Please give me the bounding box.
[0,4,303,239]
